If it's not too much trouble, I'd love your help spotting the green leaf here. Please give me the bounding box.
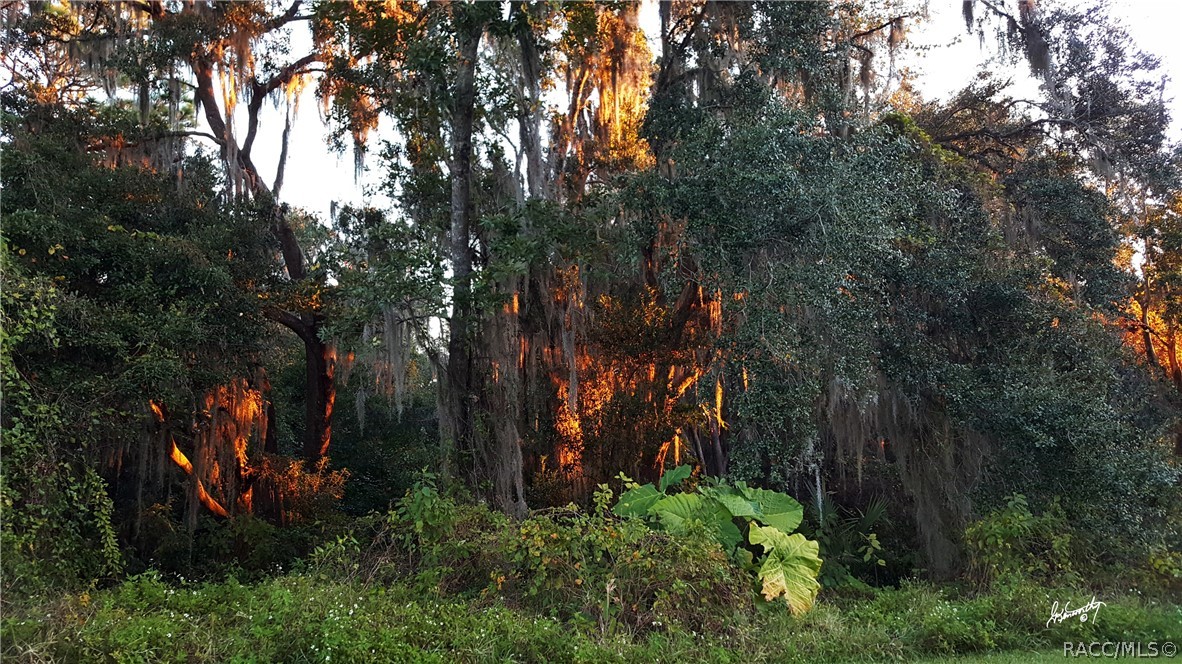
[741,486,804,533]
[735,547,755,569]
[702,485,759,519]
[651,493,742,551]
[652,493,703,533]
[710,499,744,552]
[613,484,661,518]
[749,524,823,616]
[658,464,692,493]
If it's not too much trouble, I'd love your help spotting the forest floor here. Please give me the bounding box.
[3,572,1179,663]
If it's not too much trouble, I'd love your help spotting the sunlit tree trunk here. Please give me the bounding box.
[303,333,336,461]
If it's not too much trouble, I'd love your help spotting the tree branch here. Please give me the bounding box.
[273,110,293,198]
[263,1,305,32]
[242,52,321,163]
[851,14,918,42]
[263,304,312,340]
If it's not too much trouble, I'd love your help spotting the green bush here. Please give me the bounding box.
[808,493,893,590]
[964,494,1076,587]
[309,475,754,636]
[1,254,123,593]
[612,466,823,615]
[129,508,347,583]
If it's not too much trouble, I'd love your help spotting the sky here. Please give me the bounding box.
[232,0,1182,222]
[909,0,1182,129]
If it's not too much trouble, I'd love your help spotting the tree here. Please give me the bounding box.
[109,0,338,462]
[0,90,276,578]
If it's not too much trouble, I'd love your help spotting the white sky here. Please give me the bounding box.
[231,0,1182,222]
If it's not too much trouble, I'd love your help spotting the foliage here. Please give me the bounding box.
[2,1,1181,643]
[1,99,274,404]
[255,456,351,523]
[638,91,1179,574]
[1,247,123,591]
[4,571,1179,663]
[325,367,441,516]
[3,574,654,664]
[828,579,1182,657]
[613,466,822,615]
[809,493,892,589]
[964,494,1077,588]
[132,511,341,584]
[308,475,753,636]
[0,92,322,589]
[120,459,351,582]
[747,524,823,614]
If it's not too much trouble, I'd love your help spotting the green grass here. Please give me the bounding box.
[3,574,1178,663]
[912,653,1062,663]
[6,495,1178,663]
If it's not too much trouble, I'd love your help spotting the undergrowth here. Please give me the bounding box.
[4,573,1179,663]
[4,483,1179,663]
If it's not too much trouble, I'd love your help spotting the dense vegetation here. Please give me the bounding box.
[2,0,1180,661]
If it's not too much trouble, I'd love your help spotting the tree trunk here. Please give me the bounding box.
[1166,326,1182,457]
[512,1,547,200]
[303,334,336,461]
[440,6,527,517]
[193,42,336,463]
[484,303,529,518]
[441,8,482,480]
[263,305,335,462]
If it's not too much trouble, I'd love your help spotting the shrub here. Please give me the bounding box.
[613,466,823,615]
[252,455,351,523]
[311,475,754,636]
[964,494,1076,587]
[808,493,892,590]
[1,260,123,593]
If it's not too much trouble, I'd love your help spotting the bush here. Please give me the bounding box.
[612,466,823,615]
[818,579,1182,659]
[1,257,124,594]
[310,475,754,636]
[807,493,894,590]
[964,494,1076,587]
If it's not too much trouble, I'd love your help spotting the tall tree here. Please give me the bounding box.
[123,0,337,462]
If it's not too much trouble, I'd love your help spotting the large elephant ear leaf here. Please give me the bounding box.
[658,464,692,493]
[652,493,703,533]
[653,492,742,550]
[702,485,759,519]
[613,484,662,518]
[707,498,744,552]
[749,524,823,615]
[742,486,804,533]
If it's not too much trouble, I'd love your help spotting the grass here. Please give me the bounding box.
[3,573,1178,663]
[5,494,1178,662]
[912,654,1062,663]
